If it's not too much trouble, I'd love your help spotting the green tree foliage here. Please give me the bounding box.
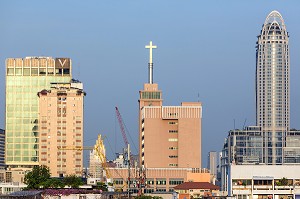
[95,182,108,191]
[280,177,288,186]
[24,165,51,189]
[62,175,83,188]
[41,178,64,188]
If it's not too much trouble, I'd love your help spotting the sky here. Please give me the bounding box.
[1,0,300,168]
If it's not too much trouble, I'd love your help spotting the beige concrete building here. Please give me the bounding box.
[109,167,210,193]
[37,82,85,177]
[139,42,202,169]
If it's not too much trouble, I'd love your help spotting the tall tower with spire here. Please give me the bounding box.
[138,41,202,169]
[256,10,290,164]
[256,10,290,130]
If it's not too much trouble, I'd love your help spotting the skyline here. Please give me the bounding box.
[1,1,300,167]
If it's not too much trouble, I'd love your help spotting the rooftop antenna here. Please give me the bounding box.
[242,118,247,129]
[145,41,157,84]
[197,93,200,102]
[233,119,236,130]
[78,61,81,79]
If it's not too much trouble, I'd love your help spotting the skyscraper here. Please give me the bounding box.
[221,10,299,192]
[256,10,289,164]
[37,82,85,177]
[139,41,202,168]
[5,57,72,168]
[256,10,289,130]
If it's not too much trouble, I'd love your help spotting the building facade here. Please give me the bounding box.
[37,82,85,177]
[89,149,103,178]
[256,10,289,165]
[228,165,300,199]
[139,42,202,169]
[208,151,218,177]
[5,57,72,168]
[109,167,210,193]
[256,10,290,129]
[0,129,5,169]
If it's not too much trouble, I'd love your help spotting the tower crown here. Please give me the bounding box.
[261,10,287,36]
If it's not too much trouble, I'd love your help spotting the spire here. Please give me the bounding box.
[145,41,157,84]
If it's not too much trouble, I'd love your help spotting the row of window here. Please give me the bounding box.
[7,68,70,76]
[114,179,184,186]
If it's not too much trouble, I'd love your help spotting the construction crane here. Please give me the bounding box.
[115,107,129,147]
[115,107,133,198]
[58,134,111,180]
[115,107,147,196]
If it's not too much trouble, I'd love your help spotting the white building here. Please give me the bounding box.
[227,164,300,199]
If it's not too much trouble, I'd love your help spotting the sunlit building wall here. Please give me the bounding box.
[138,42,202,169]
[0,129,5,169]
[5,57,72,168]
[37,82,85,177]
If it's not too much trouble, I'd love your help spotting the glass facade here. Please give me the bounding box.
[0,129,5,168]
[5,57,71,167]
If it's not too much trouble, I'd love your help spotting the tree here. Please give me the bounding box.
[280,177,288,186]
[24,165,51,189]
[41,178,64,188]
[62,175,83,188]
[95,182,108,191]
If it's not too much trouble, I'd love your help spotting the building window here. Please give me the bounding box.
[169,179,184,185]
[169,155,178,158]
[156,179,166,185]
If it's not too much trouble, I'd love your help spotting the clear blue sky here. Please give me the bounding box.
[1,1,300,167]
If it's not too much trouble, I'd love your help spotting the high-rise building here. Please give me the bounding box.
[139,41,202,169]
[208,151,217,177]
[37,82,85,177]
[5,57,72,168]
[256,10,289,164]
[256,10,289,129]
[220,11,300,194]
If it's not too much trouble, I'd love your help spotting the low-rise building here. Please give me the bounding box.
[108,167,210,194]
[228,164,300,199]
[174,182,220,199]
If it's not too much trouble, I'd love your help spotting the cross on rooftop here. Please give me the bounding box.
[145,41,157,64]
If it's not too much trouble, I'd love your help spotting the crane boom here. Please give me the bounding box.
[115,107,129,146]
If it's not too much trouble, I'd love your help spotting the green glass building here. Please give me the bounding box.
[5,57,72,167]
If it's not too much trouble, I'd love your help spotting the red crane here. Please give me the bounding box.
[115,107,129,147]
